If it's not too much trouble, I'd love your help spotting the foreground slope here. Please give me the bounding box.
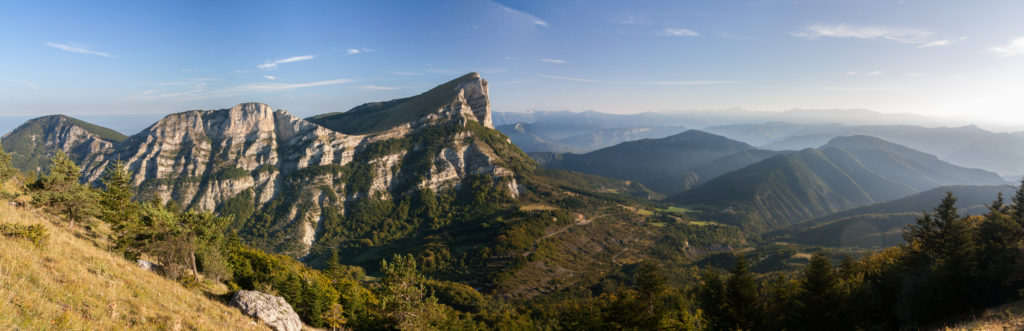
[542,130,780,195]
[0,202,265,330]
[671,136,1006,231]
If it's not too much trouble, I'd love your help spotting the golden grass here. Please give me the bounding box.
[943,300,1024,331]
[0,202,267,330]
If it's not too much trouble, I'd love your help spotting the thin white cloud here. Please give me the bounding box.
[9,80,39,89]
[538,74,736,86]
[917,36,966,48]
[660,28,699,37]
[226,79,353,93]
[540,58,566,64]
[126,78,351,102]
[492,1,549,27]
[847,70,882,76]
[257,55,314,69]
[991,37,1024,57]
[537,74,598,83]
[792,24,934,44]
[347,49,360,55]
[263,75,277,80]
[360,85,400,90]
[44,42,115,57]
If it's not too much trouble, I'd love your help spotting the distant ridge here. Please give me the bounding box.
[670,136,1006,231]
[542,129,780,195]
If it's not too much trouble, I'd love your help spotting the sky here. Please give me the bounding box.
[2,0,1024,130]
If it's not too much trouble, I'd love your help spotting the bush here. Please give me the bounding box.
[0,223,49,248]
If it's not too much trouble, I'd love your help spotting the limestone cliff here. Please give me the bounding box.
[51,73,525,257]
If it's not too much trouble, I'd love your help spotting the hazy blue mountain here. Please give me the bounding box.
[705,122,1024,176]
[669,136,1007,231]
[773,185,1015,248]
[542,130,781,195]
[496,121,686,153]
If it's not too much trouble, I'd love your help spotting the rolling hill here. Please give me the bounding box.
[670,136,1006,231]
[541,130,781,195]
[771,185,1015,248]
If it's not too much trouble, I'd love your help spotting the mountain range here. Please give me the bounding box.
[539,130,780,195]
[669,135,1006,230]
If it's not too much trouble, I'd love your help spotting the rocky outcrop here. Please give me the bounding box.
[12,73,525,257]
[229,290,302,331]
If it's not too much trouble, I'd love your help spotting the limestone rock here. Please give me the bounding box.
[229,290,302,331]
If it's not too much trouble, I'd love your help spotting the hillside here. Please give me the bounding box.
[670,136,1006,231]
[1,115,122,173]
[772,185,1014,248]
[0,201,265,330]
[542,130,780,195]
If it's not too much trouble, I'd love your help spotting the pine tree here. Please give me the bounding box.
[0,140,15,181]
[698,270,728,330]
[1013,179,1024,222]
[379,254,442,330]
[725,254,760,330]
[100,160,138,228]
[35,151,99,227]
[797,251,840,329]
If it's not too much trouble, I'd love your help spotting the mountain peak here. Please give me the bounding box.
[308,72,492,135]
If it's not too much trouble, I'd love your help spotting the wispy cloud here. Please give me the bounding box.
[792,24,943,44]
[918,36,966,48]
[345,48,374,55]
[44,42,115,57]
[847,70,882,76]
[659,28,699,37]
[991,37,1024,57]
[263,75,277,80]
[257,55,314,69]
[492,1,549,27]
[126,78,352,101]
[537,74,598,83]
[540,58,566,64]
[360,85,400,90]
[9,80,39,89]
[538,74,736,86]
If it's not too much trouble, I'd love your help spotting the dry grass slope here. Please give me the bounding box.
[0,202,267,330]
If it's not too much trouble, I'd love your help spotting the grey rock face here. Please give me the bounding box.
[230,290,302,331]
[70,83,513,256]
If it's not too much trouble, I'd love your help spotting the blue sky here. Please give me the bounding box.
[2,0,1024,128]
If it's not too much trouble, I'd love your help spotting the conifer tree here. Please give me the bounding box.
[0,140,14,181]
[797,251,840,329]
[35,151,99,227]
[725,254,760,330]
[379,254,442,330]
[100,160,139,229]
